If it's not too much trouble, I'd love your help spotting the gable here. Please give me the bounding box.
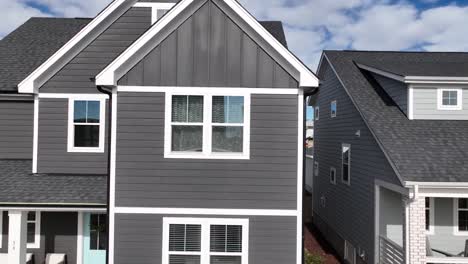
[118,0,298,88]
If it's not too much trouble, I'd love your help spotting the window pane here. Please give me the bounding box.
[459,211,468,231]
[426,209,430,231]
[169,224,186,252]
[210,256,241,264]
[188,96,203,123]
[212,127,243,153]
[442,91,458,106]
[87,101,100,123]
[27,211,36,221]
[74,101,87,122]
[172,96,188,122]
[27,223,35,244]
[98,215,107,250]
[212,96,244,124]
[90,229,98,250]
[172,126,203,152]
[226,225,242,253]
[343,164,349,182]
[172,96,203,123]
[210,225,226,252]
[75,125,100,147]
[459,199,468,209]
[169,255,200,264]
[185,225,201,252]
[169,224,201,252]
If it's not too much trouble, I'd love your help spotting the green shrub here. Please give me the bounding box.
[304,249,323,264]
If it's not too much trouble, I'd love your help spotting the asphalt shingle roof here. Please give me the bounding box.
[0,160,106,205]
[324,50,468,183]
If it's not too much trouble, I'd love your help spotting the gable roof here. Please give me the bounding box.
[322,50,468,183]
[96,0,318,87]
[0,18,91,93]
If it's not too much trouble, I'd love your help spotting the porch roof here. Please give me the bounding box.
[0,160,106,206]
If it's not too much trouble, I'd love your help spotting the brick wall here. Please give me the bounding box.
[407,196,426,264]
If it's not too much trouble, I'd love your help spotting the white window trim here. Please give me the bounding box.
[67,97,106,153]
[315,106,319,121]
[342,143,351,186]
[330,167,336,185]
[426,197,435,235]
[314,161,319,177]
[331,100,337,118]
[437,88,463,110]
[164,91,251,160]
[454,198,468,235]
[162,217,249,264]
[27,211,41,249]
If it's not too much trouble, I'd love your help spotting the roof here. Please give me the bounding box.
[0,17,289,93]
[0,18,91,93]
[0,160,106,205]
[323,50,468,183]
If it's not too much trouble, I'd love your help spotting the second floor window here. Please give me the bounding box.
[68,98,105,152]
[342,144,351,185]
[331,100,337,118]
[438,88,462,110]
[166,93,250,159]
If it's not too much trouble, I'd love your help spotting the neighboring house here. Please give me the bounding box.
[312,50,468,264]
[0,1,318,264]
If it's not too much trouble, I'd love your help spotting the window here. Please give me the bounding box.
[90,214,107,250]
[342,144,351,185]
[438,89,462,110]
[165,93,250,159]
[455,198,468,235]
[425,197,434,234]
[68,98,105,152]
[27,211,40,248]
[331,100,337,118]
[163,218,248,264]
[314,161,319,177]
[315,106,319,121]
[330,167,336,184]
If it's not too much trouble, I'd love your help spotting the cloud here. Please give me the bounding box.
[0,0,49,38]
[31,0,111,17]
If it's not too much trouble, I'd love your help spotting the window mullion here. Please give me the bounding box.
[201,223,210,264]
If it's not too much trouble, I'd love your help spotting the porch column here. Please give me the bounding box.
[8,211,27,264]
[406,196,426,264]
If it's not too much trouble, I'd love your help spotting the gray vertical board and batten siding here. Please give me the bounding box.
[371,73,408,115]
[413,87,468,120]
[0,101,33,159]
[118,0,298,88]
[313,60,402,263]
[0,211,78,264]
[116,92,298,209]
[114,214,296,264]
[37,98,108,174]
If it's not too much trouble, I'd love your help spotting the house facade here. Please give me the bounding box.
[0,0,318,264]
[312,51,468,264]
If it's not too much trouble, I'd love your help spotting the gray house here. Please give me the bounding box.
[0,0,318,264]
[312,50,468,264]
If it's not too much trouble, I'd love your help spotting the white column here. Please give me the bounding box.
[406,196,426,264]
[8,211,27,264]
[76,212,84,264]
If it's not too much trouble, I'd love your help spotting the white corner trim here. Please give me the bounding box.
[32,95,39,173]
[425,197,435,235]
[408,85,414,120]
[114,207,299,216]
[117,86,302,95]
[77,212,84,264]
[453,198,468,236]
[108,89,117,264]
[437,88,463,110]
[296,92,304,264]
[18,0,128,94]
[27,211,41,249]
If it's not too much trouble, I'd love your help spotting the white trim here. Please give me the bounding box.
[117,86,301,95]
[454,198,468,236]
[32,95,38,173]
[39,93,109,99]
[114,207,298,216]
[0,207,106,212]
[405,181,468,187]
[297,93,304,264]
[27,211,41,249]
[330,100,337,118]
[95,0,318,87]
[425,197,435,235]
[162,217,249,264]
[67,97,106,153]
[437,88,463,110]
[426,257,468,263]
[341,143,351,186]
[77,212,83,264]
[408,85,414,120]
[18,0,129,93]
[164,92,250,160]
[109,89,117,264]
[134,3,175,24]
[0,211,2,249]
[330,167,337,185]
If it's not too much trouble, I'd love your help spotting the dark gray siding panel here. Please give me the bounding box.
[40,7,152,93]
[312,60,402,264]
[118,1,298,88]
[115,92,298,209]
[114,214,296,264]
[38,98,108,174]
[0,101,33,159]
[371,73,408,115]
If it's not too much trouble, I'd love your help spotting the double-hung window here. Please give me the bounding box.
[68,98,105,152]
[27,211,41,248]
[342,144,351,185]
[163,218,248,264]
[165,93,250,159]
[455,198,468,235]
[438,88,462,110]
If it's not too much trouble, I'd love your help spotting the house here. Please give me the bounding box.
[0,0,318,263]
[312,50,468,264]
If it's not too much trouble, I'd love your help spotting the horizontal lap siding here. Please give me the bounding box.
[0,101,33,159]
[114,214,296,264]
[313,61,402,263]
[118,0,297,88]
[40,7,152,93]
[38,98,108,174]
[116,92,298,209]
[413,87,468,120]
[372,73,408,115]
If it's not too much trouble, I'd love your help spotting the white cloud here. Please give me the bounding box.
[31,0,111,17]
[0,0,49,38]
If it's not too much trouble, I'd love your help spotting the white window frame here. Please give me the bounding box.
[162,217,249,264]
[330,167,336,185]
[27,211,41,249]
[67,97,106,153]
[164,91,251,160]
[453,198,468,235]
[314,106,319,121]
[331,100,337,118]
[314,161,319,177]
[437,88,462,110]
[425,197,435,235]
[342,143,351,186]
